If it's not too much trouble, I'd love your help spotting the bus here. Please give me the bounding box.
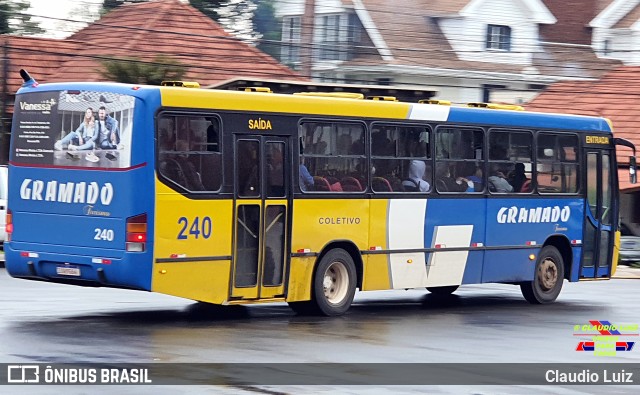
[5,70,637,316]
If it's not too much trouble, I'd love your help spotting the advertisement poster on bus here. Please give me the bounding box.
[12,90,135,168]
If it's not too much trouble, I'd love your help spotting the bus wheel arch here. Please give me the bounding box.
[520,243,566,304]
[544,235,572,281]
[289,241,361,316]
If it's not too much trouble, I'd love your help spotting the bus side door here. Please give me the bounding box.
[232,137,289,299]
[581,150,614,278]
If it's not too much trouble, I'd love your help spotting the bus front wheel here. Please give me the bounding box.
[290,248,356,316]
[520,245,564,304]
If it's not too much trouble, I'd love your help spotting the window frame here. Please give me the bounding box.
[370,122,432,194]
[535,131,581,195]
[486,24,511,51]
[487,128,535,194]
[282,16,302,65]
[434,125,485,194]
[298,119,367,194]
[156,111,223,194]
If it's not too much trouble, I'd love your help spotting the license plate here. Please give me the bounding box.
[56,265,81,276]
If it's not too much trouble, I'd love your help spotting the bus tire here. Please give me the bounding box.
[307,248,357,316]
[520,245,564,304]
[427,285,459,295]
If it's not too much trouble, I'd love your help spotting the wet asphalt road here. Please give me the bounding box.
[0,267,638,394]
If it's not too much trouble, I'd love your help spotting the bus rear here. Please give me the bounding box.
[5,82,160,291]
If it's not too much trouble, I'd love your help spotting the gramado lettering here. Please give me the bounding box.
[248,118,272,130]
[497,205,571,224]
[20,179,114,205]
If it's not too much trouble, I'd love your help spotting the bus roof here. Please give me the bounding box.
[17,81,612,133]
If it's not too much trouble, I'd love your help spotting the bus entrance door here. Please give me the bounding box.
[232,137,289,300]
[581,150,614,278]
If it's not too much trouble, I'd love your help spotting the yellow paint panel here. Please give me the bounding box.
[286,257,316,302]
[291,199,370,252]
[160,87,411,119]
[288,199,371,300]
[153,260,231,304]
[154,180,233,259]
[363,199,391,290]
[152,179,233,302]
[611,230,621,277]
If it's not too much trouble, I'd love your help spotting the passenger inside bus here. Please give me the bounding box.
[435,162,470,192]
[488,166,514,193]
[402,160,430,192]
[508,162,528,192]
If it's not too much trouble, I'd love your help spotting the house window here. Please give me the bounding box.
[282,16,301,65]
[482,84,505,102]
[603,39,611,56]
[318,14,341,60]
[316,13,360,61]
[486,24,511,51]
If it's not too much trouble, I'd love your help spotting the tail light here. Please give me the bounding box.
[6,209,12,242]
[126,213,147,252]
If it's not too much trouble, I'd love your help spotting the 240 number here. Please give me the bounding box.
[177,216,212,239]
[94,228,114,241]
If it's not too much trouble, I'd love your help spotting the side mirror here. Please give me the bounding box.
[631,156,637,184]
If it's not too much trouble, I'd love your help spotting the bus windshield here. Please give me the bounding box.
[11,90,136,168]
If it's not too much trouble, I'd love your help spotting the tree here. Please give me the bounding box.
[101,0,148,15]
[254,0,281,59]
[189,0,226,21]
[0,0,44,35]
[191,0,259,43]
[100,55,186,85]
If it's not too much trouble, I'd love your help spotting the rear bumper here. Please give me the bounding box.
[4,242,152,291]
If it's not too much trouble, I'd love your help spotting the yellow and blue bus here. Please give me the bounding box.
[5,70,637,316]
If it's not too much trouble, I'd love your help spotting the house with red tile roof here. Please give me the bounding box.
[276,0,619,105]
[526,65,640,232]
[0,0,303,162]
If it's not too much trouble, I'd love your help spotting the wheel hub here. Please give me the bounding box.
[323,261,348,304]
[539,258,558,291]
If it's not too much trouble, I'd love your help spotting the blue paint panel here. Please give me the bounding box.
[448,107,612,132]
[461,251,483,284]
[6,84,162,291]
[423,198,486,285]
[423,197,585,285]
[485,198,584,247]
[570,247,583,281]
[482,249,535,283]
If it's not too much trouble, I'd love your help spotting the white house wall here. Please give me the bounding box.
[439,0,538,66]
[275,0,346,17]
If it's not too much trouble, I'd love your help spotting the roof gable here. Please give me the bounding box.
[462,0,556,24]
[613,3,640,29]
[590,0,640,28]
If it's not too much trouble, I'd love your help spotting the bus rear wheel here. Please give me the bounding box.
[520,245,564,304]
[290,248,356,316]
[427,285,459,295]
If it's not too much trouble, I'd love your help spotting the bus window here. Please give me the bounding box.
[488,130,533,193]
[435,127,483,193]
[537,133,579,194]
[157,114,222,192]
[237,140,260,197]
[371,124,431,193]
[299,122,366,192]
